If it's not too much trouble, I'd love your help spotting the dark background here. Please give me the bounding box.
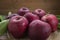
[0,0,60,15]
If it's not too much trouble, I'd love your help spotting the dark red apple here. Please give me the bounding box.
[6,13,19,19]
[24,12,39,36]
[29,20,51,40]
[17,7,30,16]
[24,12,39,22]
[33,9,46,19]
[41,14,58,32]
[8,16,28,39]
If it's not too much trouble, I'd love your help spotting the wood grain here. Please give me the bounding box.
[0,31,60,40]
[0,0,60,15]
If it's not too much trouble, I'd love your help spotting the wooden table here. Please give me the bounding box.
[0,31,60,40]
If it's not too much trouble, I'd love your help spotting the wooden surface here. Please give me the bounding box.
[0,0,60,15]
[48,31,60,40]
[0,31,60,40]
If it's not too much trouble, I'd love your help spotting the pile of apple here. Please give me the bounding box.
[7,7,58,40]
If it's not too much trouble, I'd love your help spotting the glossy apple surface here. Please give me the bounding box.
[17,7,30,16]
[8,16,28,39]
[29,20,51,40]
[41,14,58,32]
[6,14,19,19]
[33,9,46,19]
[24,12,39,23]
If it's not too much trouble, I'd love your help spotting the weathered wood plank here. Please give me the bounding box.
[0,0,60,15]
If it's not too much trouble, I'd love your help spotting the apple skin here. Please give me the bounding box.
[6,14,19,19]
[24,12,39,23]
[41,14,58,32]
[24,12,39,37]
[28,20,51,40]
[17,7,30,16]
[33,9,46,19]
[8,16,28,39]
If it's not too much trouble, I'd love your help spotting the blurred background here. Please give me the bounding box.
[0,0,60,15]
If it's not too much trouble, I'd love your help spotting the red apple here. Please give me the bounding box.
[6,14,19,19]
[33,9,46,19]
[41,14,58,32]
[29,20,51,40]
[17,7,30,16]
[8,16,28,39]
[24,12,39,36]
[24,12,39,22]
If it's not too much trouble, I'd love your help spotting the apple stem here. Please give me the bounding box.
[38,10,41,12]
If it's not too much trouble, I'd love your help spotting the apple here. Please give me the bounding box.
[33,9,46,19]
[17,7,30,16]
[8,16,28,39]
[41,14,58,32]
[24,12,39,23]
[24,12,39,36]
[28,20,51,40]
[6,14,19,19]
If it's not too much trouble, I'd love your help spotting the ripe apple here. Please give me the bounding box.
[24,12,39,37]
[33,9,46,19]
[8,16,28,39]
[24,12,39,23]
[6,13,19,19]
[17,7,30,16]
[29,20,51,40]
[41,14,58,32]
